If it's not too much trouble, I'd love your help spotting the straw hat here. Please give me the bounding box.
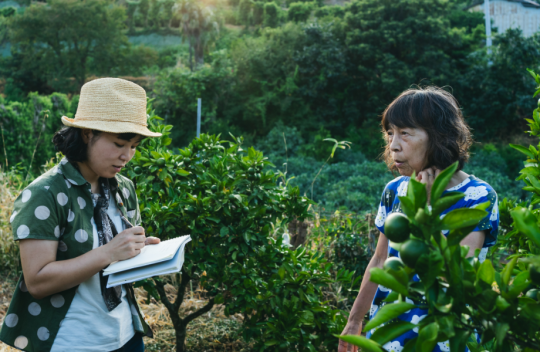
[61,77,162,137]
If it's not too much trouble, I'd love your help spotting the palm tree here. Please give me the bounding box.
[173,0,220,70]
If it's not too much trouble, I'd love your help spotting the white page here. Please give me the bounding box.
[104,235,191,276]
[106,237,190,288]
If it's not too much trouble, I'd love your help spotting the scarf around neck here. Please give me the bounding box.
[93,177,132,311]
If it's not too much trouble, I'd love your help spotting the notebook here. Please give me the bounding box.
[104,235,192,288]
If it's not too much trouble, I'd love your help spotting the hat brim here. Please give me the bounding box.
[61,116,162,138]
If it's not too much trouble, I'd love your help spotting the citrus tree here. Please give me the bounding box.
[124,111,354,351]
[337,70,540,351]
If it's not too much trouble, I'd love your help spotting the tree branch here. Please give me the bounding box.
[183,297,215,325]
[154,279,175,313]
[173,270,191,312]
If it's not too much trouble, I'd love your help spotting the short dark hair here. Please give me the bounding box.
[52,127,143,163]
[381,87,472,172]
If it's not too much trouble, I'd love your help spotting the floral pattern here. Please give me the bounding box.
[367,175,499,352]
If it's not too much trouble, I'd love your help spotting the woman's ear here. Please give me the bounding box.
[80,129,93,144]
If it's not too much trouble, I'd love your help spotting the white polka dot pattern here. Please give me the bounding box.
[50,294,65,308]
[37,327,50,341]
[75,229,88,243]
[20,280,28,292]
[77,197,86,209]
[67,209,75,222]
[57,192,68,206]
[21,190,31,203]
[9,211,17,223]
[28,302,41,316]
[65,179,71,189]
[5,313,18,327]
[61,158,68,165]
[54,225,60,238]
[35,206,51,220]
[67,179,77,185]
[17,225,30,239]
[122,187,130,199]
[54,167,62,175]
[14,336,28,349]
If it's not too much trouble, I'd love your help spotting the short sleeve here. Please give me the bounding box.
[470,187,499,247]
[10,185,61,241]
[375,178,404,233]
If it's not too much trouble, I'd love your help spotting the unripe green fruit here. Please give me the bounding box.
[400,239,429,268]
[134,166,142,174]
[384,213,411,243]
[526,288,539,300]
[383,257,405,272]
[415,208,429,224]
[157,158,166,166]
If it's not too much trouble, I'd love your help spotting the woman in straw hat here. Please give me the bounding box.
[0,78,162,352]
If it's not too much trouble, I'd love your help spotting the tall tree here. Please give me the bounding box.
[173,0,220,70]
[9,0,129,92]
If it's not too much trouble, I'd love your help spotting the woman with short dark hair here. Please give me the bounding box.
[338,87,499,352]
[0,78,162,352]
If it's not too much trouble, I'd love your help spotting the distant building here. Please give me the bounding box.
[467,0,540,37]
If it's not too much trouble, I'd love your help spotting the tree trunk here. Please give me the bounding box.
[175,323,188,352]
[188,35,193,72]
[194,34,204,67]
[153,272,215,352]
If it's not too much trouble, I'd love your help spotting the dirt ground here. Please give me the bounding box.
[0,274,251,352]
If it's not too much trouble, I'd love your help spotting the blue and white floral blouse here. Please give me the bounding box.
[367,175,499,352]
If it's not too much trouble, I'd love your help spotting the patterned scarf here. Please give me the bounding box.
[93,178,132,312]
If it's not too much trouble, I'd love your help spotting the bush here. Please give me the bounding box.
[314,5,344,18]
[287,2,315,22]
[263,2,280,28]
[126,113,353,351]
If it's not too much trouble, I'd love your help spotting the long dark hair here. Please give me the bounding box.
[53,127,142,162]
[381,87,473,172]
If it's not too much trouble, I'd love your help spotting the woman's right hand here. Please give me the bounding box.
[102,226,146,263]
[337,321,363,352]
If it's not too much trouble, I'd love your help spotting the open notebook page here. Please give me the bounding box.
[103,235,191,275]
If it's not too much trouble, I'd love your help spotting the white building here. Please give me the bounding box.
[467,0,540,37]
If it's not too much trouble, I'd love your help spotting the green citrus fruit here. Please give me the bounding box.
[526,288,539,300]
[134,166,142,174]
[384,257,405,272]
[157,158,166,166]
[400,239,429,268]
[530,265,540,285]
[415,208,428,224]
[384,213,411,243]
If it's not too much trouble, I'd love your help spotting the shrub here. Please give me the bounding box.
[263,2,280,28]
[126,112,353,351]
[287,2,315,22]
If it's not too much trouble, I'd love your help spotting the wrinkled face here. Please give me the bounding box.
[82,130,142,179]
[386,125,429,176]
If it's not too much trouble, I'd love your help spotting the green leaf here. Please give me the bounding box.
[441,208,487,231]
[334,335,383,352]
[370,321,416,345]
[417,323,439,352]
[477,259,495,284]
[399,196,416,218]
[176,169,190,177]
[511,207,540,247]
[449,329,470,352]
[502,256,518,287]
[431,162,458,204]
[432,192,464,216]
[363,302,416,331]
[510,143,535,158]
[494,323,509,348]
[402,337,417,352]
[408,177,427,211]
[447,225,477,246]
[506,271,531,299]
[369,268,409,296]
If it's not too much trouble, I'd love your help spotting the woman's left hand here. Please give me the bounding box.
[145,237,161,245]
[416,167,441,203]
